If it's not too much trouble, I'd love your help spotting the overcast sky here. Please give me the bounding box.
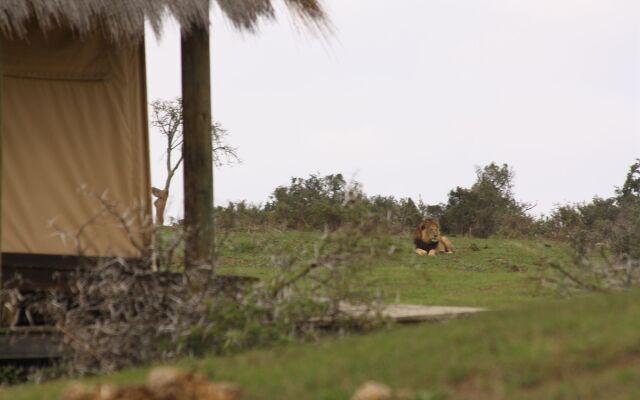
[145,0,640,219]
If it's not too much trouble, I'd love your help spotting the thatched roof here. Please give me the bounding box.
[0,0,327,40]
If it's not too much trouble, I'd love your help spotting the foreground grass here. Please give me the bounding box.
[5,290,640,399]
[216,230,571,308]
[2,231,602,398]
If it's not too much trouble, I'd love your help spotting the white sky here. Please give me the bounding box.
[145,0,640,219]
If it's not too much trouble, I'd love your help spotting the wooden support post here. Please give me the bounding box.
[181,24,214,271]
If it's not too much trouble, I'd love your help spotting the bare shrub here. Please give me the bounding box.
[542,251,640,294]
[39,213,388,376]
[44,260,200,374]
[151,98,240,226]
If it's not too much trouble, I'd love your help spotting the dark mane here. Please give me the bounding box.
[414,237,439,252]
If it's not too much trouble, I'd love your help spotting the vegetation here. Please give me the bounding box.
[214,231,567,309]
[439,163,533,238]
[4,229,569,385]
[532,159,640,294]
[28,219,403,377]
[3,159,639,393]
[215,160,639,254]
[5,289,640,399]
[216,173,425,232]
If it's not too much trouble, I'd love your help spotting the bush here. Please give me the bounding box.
[212,160,639,244]
[440,163,533,238]
[610,200,640,261]
[265,173,367,230]
[214,173,435,233]
[540,205,585,241]
[215,201,271,230]
[542,163,640,293]
[494,213,541,239]
[40,219,389,376]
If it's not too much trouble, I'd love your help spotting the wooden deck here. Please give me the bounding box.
[378,304,485,322]
[0,327,61,360]
[339,303,487,323]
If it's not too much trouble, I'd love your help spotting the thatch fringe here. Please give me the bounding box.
[0,0,327,41]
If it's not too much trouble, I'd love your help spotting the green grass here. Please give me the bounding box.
[5,231,627,399]
[215,231,571,308]
[5,290,640,399]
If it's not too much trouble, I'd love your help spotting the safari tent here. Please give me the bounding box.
[0,0,325,289]
[0,0,215,288]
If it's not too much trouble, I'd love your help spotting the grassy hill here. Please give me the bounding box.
[215,231,572,308]
[4,290,640,399]
[5,232,633,399]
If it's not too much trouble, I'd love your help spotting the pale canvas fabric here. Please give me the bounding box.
[2,27,151,257]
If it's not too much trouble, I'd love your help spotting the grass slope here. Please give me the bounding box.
[3,232,617,399]
[4,290,640,399]
[216,231,571,308]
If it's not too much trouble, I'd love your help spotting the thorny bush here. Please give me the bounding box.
[540,201,640,293]
[40,218,390,376]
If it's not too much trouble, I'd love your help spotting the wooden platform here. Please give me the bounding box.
[339,303,487,323]
[0,327,61,360]
[381,304,485,322]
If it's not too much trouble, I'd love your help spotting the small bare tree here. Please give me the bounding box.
[151,98,239,225]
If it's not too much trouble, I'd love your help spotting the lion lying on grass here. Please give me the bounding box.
[413,218,455,256]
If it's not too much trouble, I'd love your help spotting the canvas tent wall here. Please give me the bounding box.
[1,26,151,260]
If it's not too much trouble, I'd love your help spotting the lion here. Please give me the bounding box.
[413,218,455,256]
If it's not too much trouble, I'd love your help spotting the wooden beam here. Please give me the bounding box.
[181,24,214,271]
